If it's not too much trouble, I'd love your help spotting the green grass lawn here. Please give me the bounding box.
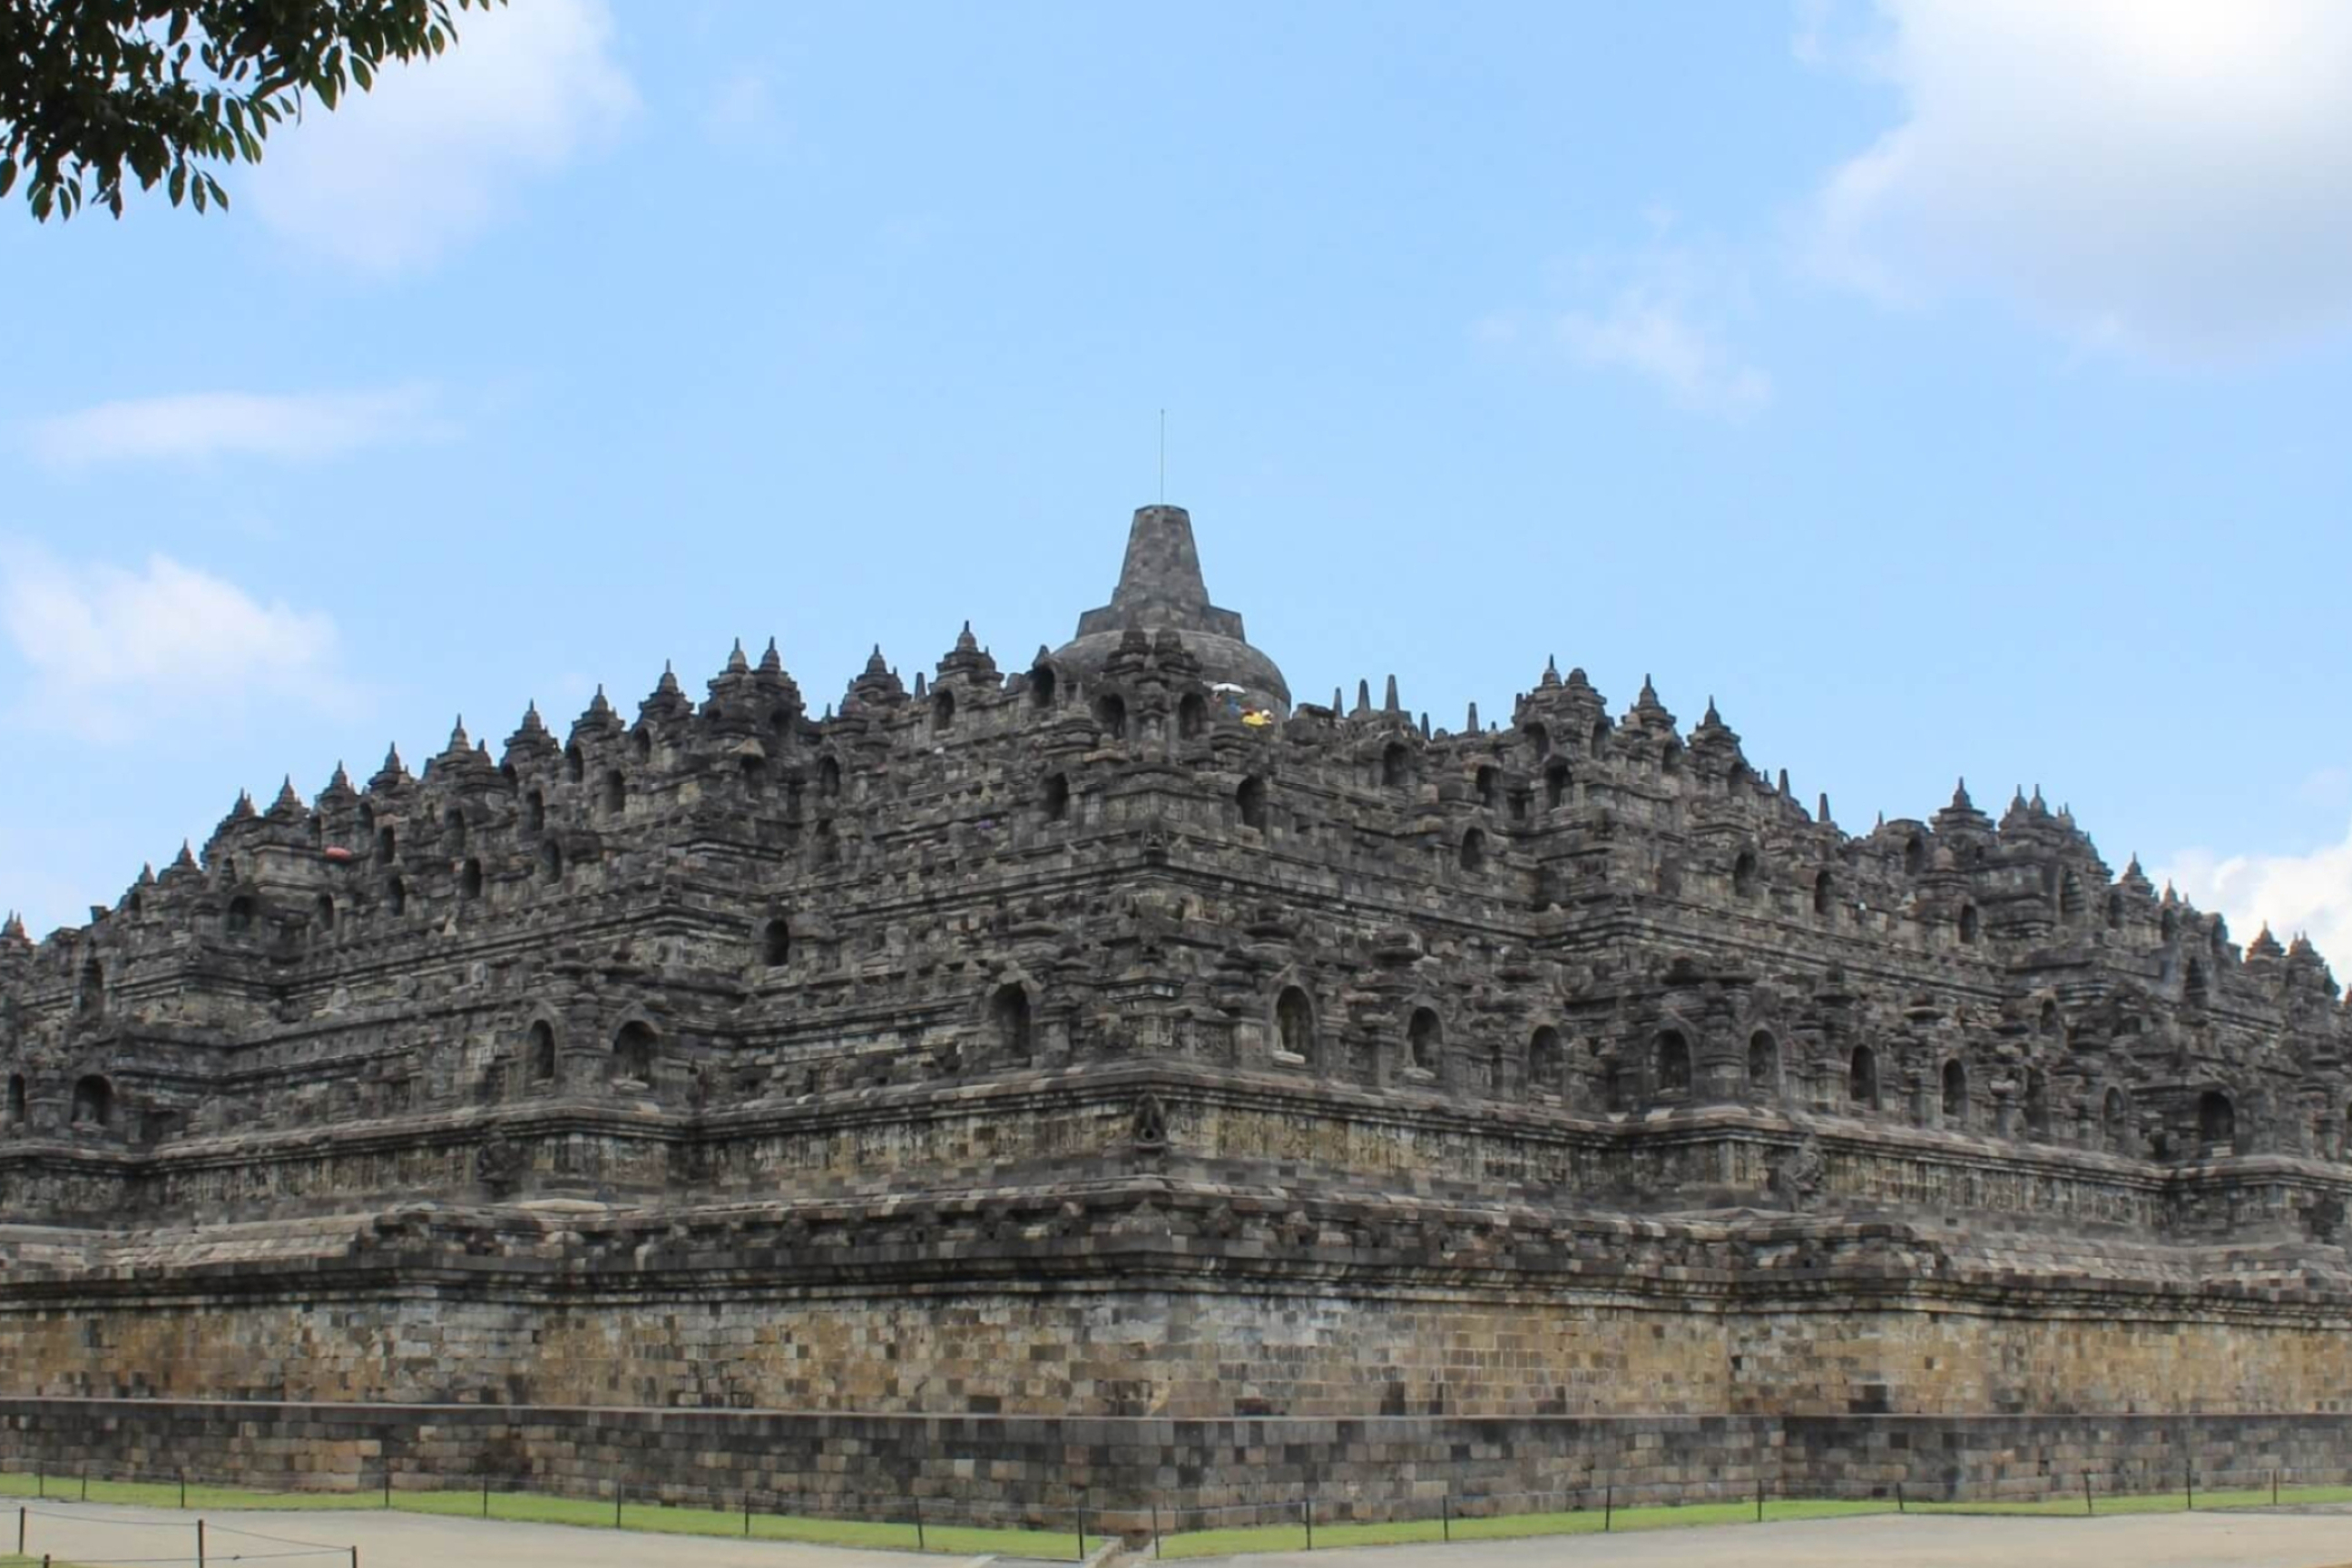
[0,1471,1081,1559]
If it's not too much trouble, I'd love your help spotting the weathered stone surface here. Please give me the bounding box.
[3,504,2351,1519]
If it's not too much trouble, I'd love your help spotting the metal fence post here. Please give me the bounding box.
[1305,1494,1315,1550]
[384,1469,392,1509]
[1896,1482,1905,1514]
[914,1494,925,1553]
[1441,1493,1450,1543]
[1074,1490,1087,1563]
[2082,1470,2093,1515]
[2272,1468,2279,1506]
[1755,1477,1764,1523]
[614,1482,623,1529]
[2185,1461,2194,1513]
[1603,1484,1612,1533]
[16,1502,25,1554]
[744,1493,752,1537]
[196,1517,207,1568]
[481,1475,489,1519]
[79,1462,86,1502]
[180,1470,187,1510]
[1153,1501,1161,1557]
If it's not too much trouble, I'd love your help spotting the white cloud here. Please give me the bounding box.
[1484,230,1772,419]
[702,70,789,150]
[26,385,445,467]
[247,0,635,275]
[2161,822,2352,978]
[0,546,347,742]
[1805,0,2352,358]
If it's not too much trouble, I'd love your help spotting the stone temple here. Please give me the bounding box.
[4,505,2352,1523]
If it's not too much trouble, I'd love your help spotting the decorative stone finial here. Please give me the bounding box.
[759,637,783,674]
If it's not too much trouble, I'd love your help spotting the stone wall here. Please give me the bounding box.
[5,1396,2352,1528]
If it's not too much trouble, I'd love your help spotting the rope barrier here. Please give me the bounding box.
[206,1521,352,1550]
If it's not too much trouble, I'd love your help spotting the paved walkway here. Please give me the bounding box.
[7,1500,962,1568]
[1201,1510,2352,1568]
[15,1502,2352,1568]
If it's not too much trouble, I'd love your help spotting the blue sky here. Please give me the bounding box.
[4,0,2350,956]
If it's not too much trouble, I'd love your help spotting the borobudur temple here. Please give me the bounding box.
[4,504,2352,1524]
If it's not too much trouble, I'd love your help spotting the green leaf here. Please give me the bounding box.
[169,164,187,206]
[0,160,14,201]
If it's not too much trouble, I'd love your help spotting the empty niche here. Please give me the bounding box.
[75,956,105,1019]
[1653,1030,1691,1096]
[990,984,1034,1064]
[2198,1090,2236,1152]
[527,1021,558,1083]
[1093,693,1128,739]
[1529,1026,1564,1094]
[1178,692,1207,739]
[70,1074,113,1128]
[613,1021,656,1084]
[1236,777,1267,830]
[1274,986,1314,1063]
[1406,1007,1442,1075]
[1848,1045,1877,1107]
